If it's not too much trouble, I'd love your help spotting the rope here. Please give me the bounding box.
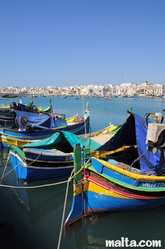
[0,156,88,189]
[128,149,148,171]
[0,179,69,189]
[1,150,52,180]
[4,149,72,181]
[1,160,22,178]
[0,154,10,184]
[26,151,42,166]
[56,157,91,249]
[57,170,73,249]
[0,151,90,249]
[0,150,24,180]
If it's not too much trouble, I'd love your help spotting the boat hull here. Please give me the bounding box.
[65,113,165,225]
[9,150,73,180]
[65,156,165,225]
[0,115,90,147]
[0,104,52,128]
[83,180,165,215]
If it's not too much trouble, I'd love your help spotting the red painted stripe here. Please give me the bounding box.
[84,174,165,200]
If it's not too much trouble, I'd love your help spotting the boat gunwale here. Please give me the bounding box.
[88,157,165,181]
[83,170,165,196]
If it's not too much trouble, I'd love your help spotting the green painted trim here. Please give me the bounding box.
[9,145,26,161]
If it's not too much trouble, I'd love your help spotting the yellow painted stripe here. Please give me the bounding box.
[90,146,134,158]
[73,183,83,196]
[83,179,129,199]
[89,157,165,181]
[66,114,78,122]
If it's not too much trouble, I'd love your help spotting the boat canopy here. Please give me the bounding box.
[22,131,101,152]
[98,113,162,174]
[15,110,67,128]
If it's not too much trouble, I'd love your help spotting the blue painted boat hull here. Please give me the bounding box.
[65,179,165,225]
[0,115,90,147]
[83,190,165,214]
[0,101,53,128]
[65,112,165,225]
[9,150,73,180]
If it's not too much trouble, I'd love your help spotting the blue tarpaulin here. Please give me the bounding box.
[15,110,67,128]
[98,113,162,174]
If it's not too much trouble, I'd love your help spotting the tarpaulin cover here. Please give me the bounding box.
[15,110,67,128]
[22,130,101,151]
[98,113,162,174]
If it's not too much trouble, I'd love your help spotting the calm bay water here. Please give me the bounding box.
[1,95,165,249]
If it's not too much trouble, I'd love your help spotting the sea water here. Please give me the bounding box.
[0,95,165,249]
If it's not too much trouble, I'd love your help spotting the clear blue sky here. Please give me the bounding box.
[0,0,165,87]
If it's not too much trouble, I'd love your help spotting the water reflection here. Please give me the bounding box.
[0,148,73,249]
[1,147,165,249]
[66,207,165,249]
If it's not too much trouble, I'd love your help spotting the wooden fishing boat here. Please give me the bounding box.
[9,146,74,180]
[7,120,120,180]
[8,120,120,180]
[0,99,53,128]
[0,105,90,147]
[1,119,119,149]
[65,111,165,225]
[8,130,104,180]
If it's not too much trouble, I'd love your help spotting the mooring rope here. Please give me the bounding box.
[0,152,90,249]
[0,179,69,189]
[0,157,89,189]
[57,170,73,249]
[0,153,10,184]
[1,161,21,179]
[56,157,91,249]
[26,151,42,166]
[0,154,24,180]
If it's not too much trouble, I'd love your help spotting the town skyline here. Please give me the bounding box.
[0,79,164,88]
[1,81,165,98]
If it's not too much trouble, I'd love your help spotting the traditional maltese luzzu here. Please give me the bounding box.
[65,111,165,225]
